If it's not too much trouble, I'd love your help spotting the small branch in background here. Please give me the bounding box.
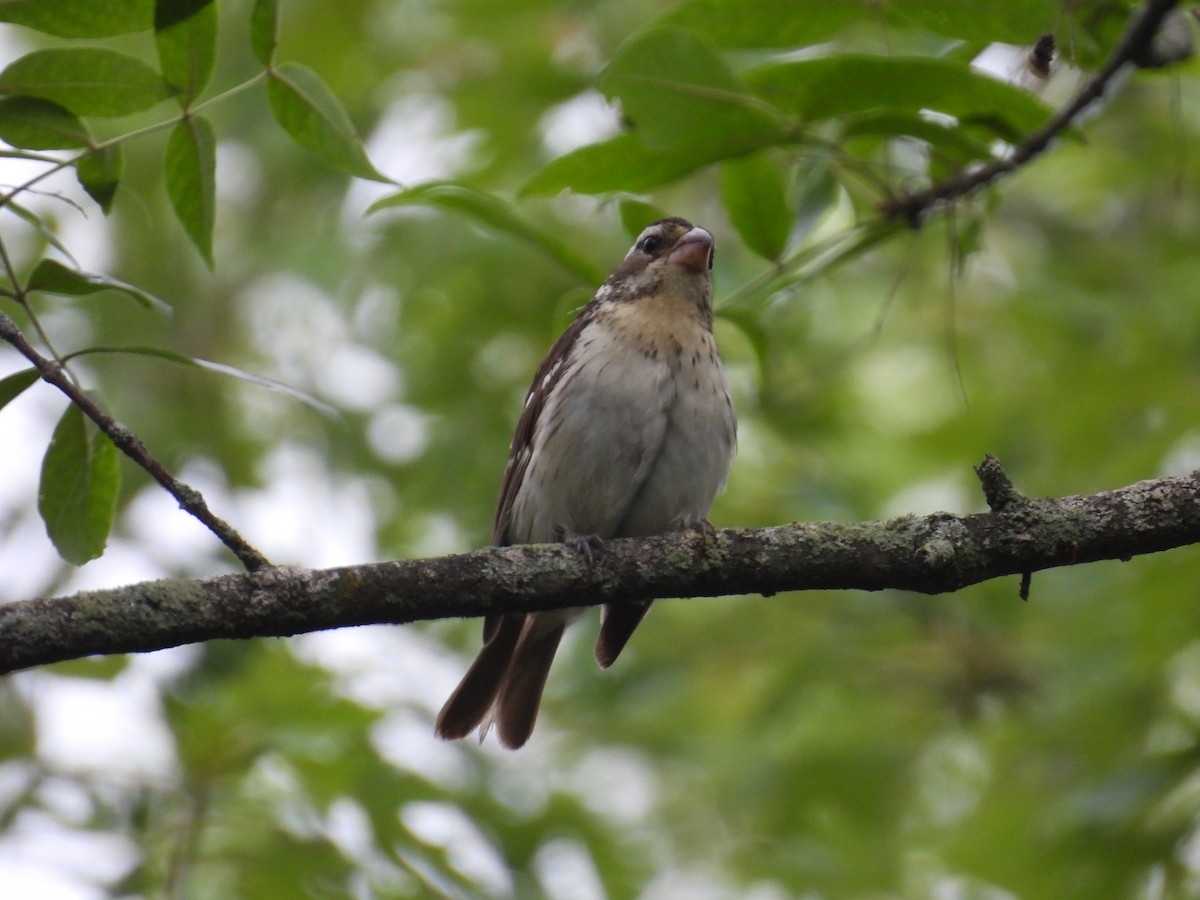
[974,454,1027,512]
[974,457,1037,600]
[0,311,272,573]
[881,0,1183,225]
[2,460,1198,676]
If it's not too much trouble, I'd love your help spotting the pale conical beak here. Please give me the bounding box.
[668,227,713,272]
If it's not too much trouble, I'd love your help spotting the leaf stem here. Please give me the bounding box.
[0,231,72,380]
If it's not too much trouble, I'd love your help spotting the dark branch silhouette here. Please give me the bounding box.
[2,457,1197,676]
[881,0,1182,225]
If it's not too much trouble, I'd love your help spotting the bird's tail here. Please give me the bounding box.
[435,612,570,749]
[494,615,567,748]
[595,601,651,669]
[435,614,522,742]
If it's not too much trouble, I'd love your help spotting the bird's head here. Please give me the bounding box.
[599,218,715,315]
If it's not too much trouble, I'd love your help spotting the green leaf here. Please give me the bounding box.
[155,0,217,105]
[745,55,1054,138]
[618,198,669,240]
[0,49,175,118]
[0,97,91,150]
[841,110,996,167]
[720,153,791,261]
[38,404,120,565]
[886,0,1060,44]
[266,62,389,182]
[787,219,905,285]
[523,133,723,196]
[720,219,904,310]
[809,219,903,274]
[6,201,80,261]
[598,28,785,156]
[525,30,801,198]
[64,346,340,418]
[0,0,153,38]
[0,368,39,413]
[250,0,279,66]
[77,144,122,212]
[26,259,171,315]
[654,0,1058,47]
[654,0,870,49]
[791,160,838,242]
[368,180,605,284]
[165,116,216,266]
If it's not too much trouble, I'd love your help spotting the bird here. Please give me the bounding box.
[434,217,736,749]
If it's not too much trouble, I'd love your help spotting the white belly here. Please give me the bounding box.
[507,318,735,543]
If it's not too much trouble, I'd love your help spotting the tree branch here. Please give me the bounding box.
[2,458,1197,676]
[881,0,1181,225]
[0,312,271,573]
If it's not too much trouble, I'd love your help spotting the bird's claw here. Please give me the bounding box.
[556,526,605,565]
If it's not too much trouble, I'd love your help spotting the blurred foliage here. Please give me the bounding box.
[1,0,1200,897]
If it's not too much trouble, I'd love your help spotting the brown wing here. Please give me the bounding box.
[491,306,594,546]
[483,307,594,644]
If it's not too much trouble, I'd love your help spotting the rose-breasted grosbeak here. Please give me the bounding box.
[435,217,736,749]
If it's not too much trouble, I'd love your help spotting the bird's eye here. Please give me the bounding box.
[639,234,662,255]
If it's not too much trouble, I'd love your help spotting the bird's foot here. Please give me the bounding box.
[555,526,605,565]
[684,519,718,560]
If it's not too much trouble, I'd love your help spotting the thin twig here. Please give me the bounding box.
[0,311,271,572]
[881,0,1181,224]
[0,236,69,374]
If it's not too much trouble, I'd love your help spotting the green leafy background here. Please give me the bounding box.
[0,0,1199,897]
